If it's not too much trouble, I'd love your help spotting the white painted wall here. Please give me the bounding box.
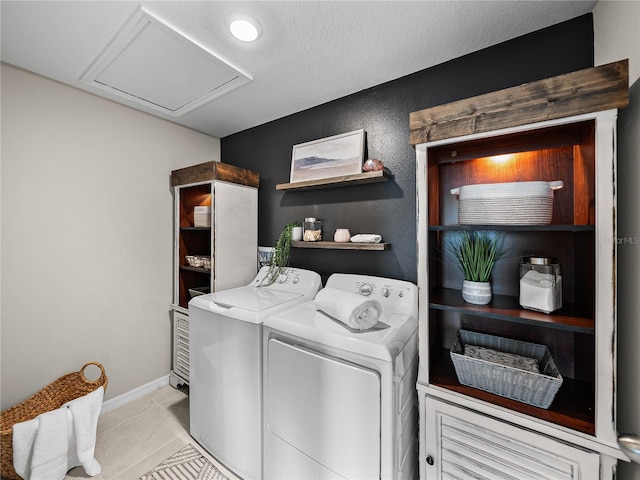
[594,2,640,478]
[0,64,220,409]
[594,0,640,84]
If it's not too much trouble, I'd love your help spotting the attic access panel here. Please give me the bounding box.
[81,7,251,116]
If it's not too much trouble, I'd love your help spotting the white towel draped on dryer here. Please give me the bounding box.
[315,287,382,330]
[12,386,104,480]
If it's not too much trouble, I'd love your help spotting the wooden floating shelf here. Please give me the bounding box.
[292,241,390,251]
[276,169,392,191]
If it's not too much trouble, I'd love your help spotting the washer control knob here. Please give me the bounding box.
[277,273,287,284]
[381,286,390,297]
[359,283,373,296]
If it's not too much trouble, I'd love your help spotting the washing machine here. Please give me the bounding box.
[189,266,322,480]
[263,273,419,480]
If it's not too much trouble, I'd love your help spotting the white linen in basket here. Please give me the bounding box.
[464,344,540,373]
[12,386,103,480]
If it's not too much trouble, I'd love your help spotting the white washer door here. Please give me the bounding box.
[267,339,380,479]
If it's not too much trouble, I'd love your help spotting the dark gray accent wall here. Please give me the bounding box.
[222,14,594,284]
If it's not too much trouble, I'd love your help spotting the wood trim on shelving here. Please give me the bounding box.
[180,226,212,231]
[428,225,594,232]
[179,265,211,274]
[409,60,629,145]
[429,288,594,334]
[171,161,260,188]
[291,241,390,250]
[276,168,391,191]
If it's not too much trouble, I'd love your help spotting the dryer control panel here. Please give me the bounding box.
[325,273,417,318]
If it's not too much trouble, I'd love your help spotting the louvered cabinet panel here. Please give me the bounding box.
[423,397,600,480]
[175,313,190,378]
[170,311,190,386]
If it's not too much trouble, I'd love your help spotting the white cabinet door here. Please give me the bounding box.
[213,181,258,291]
[423,397,600,480]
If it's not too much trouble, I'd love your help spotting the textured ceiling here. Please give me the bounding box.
[1,1,597,138]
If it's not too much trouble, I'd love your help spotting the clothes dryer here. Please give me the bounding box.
[189,266,322,480]
[263,273,419,480]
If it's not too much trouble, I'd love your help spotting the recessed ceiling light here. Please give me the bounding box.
[228,15,261,42]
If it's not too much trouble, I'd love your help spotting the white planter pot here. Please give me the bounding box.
[462,280,492,305]
[291,226,303,241]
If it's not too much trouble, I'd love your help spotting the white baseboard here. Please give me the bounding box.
[100,374,170,414]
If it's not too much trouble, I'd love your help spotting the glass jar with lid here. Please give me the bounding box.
[519,256,562,313]
[303,217,322,241]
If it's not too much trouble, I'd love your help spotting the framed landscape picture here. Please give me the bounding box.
[290,129,365,183]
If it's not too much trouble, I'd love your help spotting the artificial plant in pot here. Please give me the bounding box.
[261,221,302,286]
[446,230,506,305]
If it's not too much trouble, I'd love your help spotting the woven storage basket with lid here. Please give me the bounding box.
[0,362,108,480]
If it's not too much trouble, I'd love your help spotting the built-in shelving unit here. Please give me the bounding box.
[276,168,391,191]
[420,118,601,435]
[292,240,390,251]
[169,161,259,389]
[413,60,630,480]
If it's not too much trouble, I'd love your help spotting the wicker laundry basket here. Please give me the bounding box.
[0,362,108,480]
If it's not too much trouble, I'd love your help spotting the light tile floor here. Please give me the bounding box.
[65,385,239,480]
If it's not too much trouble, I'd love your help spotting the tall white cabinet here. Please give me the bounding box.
[411,61,630,479]
[169,161,259,388]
